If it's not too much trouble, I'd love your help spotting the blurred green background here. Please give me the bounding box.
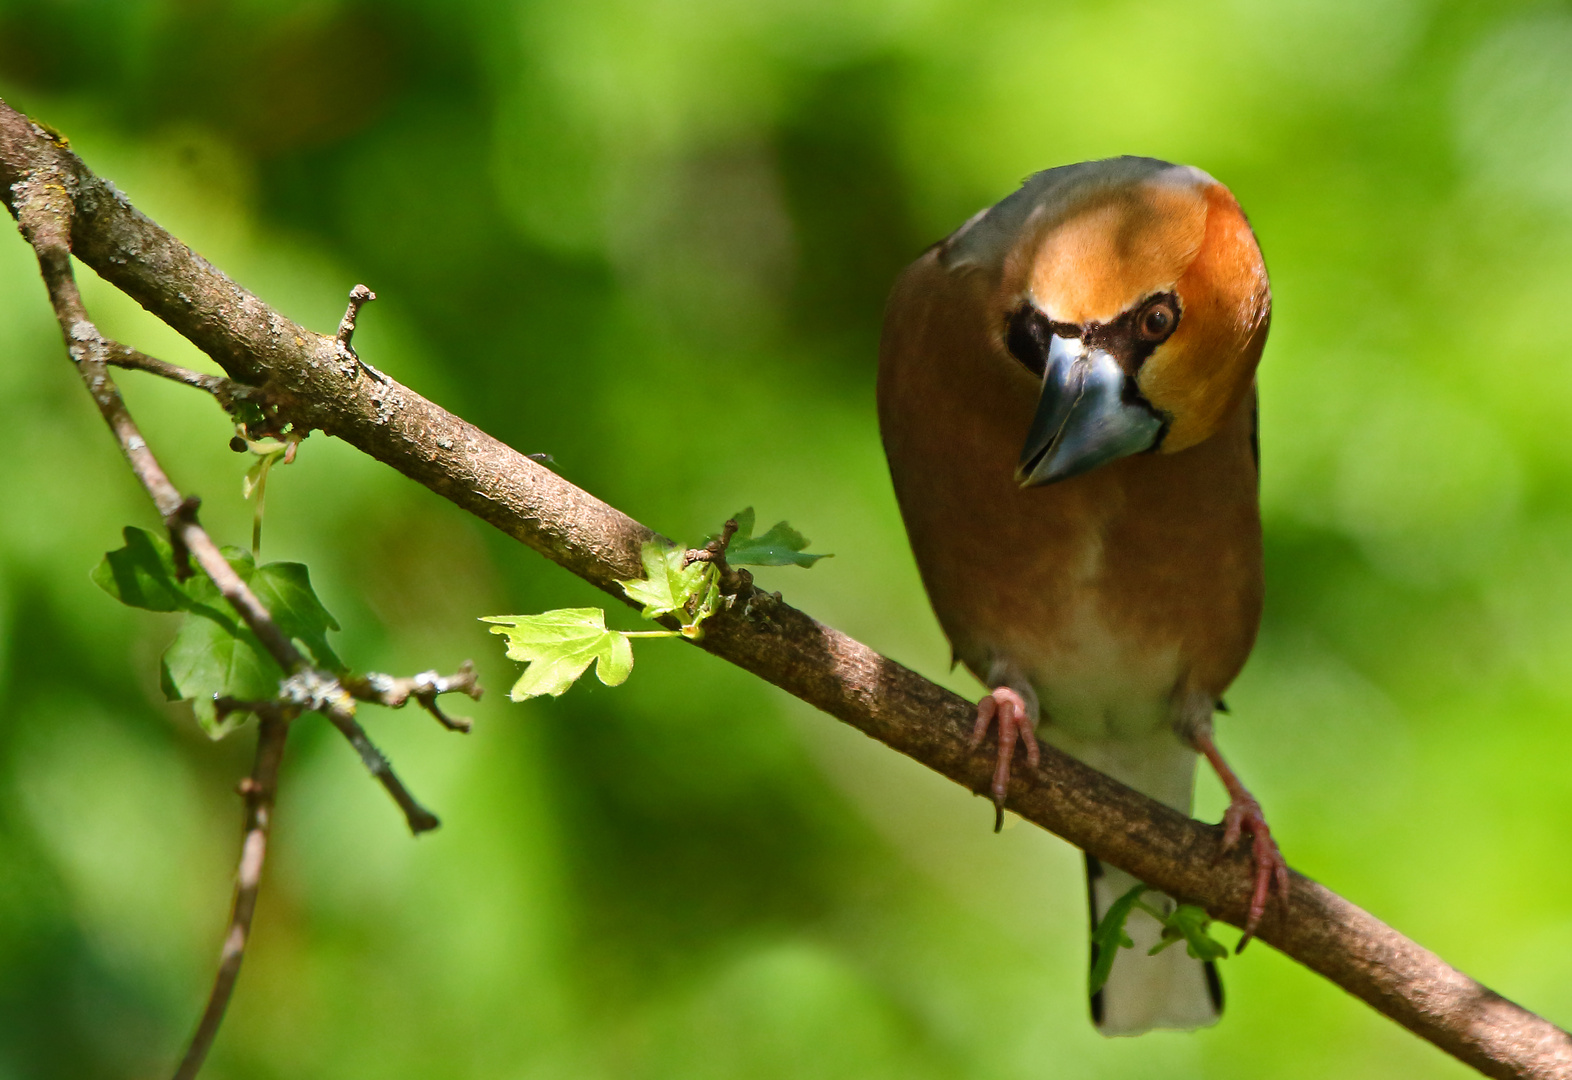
[1,0,1569,1076]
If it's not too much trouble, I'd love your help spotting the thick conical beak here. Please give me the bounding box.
[1016,336,1165,487]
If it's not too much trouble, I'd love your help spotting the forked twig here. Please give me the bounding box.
[8,143,448,1079]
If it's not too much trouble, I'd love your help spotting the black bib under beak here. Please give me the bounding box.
[1016,336,1165,487]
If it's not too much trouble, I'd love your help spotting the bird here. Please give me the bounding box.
[876,156,1284,1036]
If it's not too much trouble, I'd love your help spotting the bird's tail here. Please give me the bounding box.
[1086,853,1222,1036]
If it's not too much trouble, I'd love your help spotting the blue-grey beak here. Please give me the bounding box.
[1016,335,1165,487]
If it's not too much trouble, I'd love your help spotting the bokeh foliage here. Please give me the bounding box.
[2,0,1570,1076]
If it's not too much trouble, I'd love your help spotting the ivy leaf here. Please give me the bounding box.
[1149,904,1229,963]
[722,507,829,568]
[94,526,344,737]
[481,609,635,700]
[1089,883,1147,997]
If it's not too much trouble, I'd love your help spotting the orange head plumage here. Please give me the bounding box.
[939,157,1270,482]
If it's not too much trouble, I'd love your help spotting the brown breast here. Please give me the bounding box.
[877,250,1262,738]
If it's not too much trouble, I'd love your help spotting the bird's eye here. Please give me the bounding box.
[1137,298,1178,342]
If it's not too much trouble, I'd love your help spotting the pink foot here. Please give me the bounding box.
[1194,730,1290,949]
[1220,792,1290,949]
[969,687,1040,832]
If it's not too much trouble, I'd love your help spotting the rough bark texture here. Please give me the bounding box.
[3,98,1568,1079]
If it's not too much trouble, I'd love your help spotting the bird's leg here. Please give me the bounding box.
[1191,729,1289,949]
[969,686,1041,832]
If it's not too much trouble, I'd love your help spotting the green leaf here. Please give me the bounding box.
[242,449,282,500]
[171,547,344,674]
[722,506,829,567]
[243,447,286,556]
[94,526,345,737]
[1149,904,1229,963]
[682,566,722,639]
[91,527,192,612]
[481,609,635,700]
[246,560,343,671]
[232,400,269,430]
[162,613,282,738]
[1089,883,1147,997]
[488,514,819,707]
[619,542,714,622]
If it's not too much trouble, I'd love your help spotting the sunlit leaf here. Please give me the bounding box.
[681,567,722,639]
[481,609,635,700]
[619,541,714,621]
[487,516,808,704]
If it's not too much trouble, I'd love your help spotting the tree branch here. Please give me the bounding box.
[172,706,290,1080]
[343,661,481,733]
[104,341,270,415]
[3,98,1567,1080]
[2,111,457,1075]
[333,282,387,382]
[319,701,440,832]
[3,155,437,839]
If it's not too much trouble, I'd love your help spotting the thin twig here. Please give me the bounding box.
[323,708,441,831]
[8,154,442,1074]
[344,661,481,733]
[104,342,265,410]
[336,283,375,346]
[105,342,295,445]
[12,181,436,835]
[684,517,753,592]
[335,283,387,382]
[4,98,1568,1080]
[274,669,442,835]
[171,707,290,1080]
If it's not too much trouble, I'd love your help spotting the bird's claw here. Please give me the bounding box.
[969,687,1040,832]
[1219,793,1290,950]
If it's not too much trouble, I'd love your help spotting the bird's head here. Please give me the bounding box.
[943,157,1271,487]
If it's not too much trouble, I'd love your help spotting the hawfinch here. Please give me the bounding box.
[877,157,1283,1036]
